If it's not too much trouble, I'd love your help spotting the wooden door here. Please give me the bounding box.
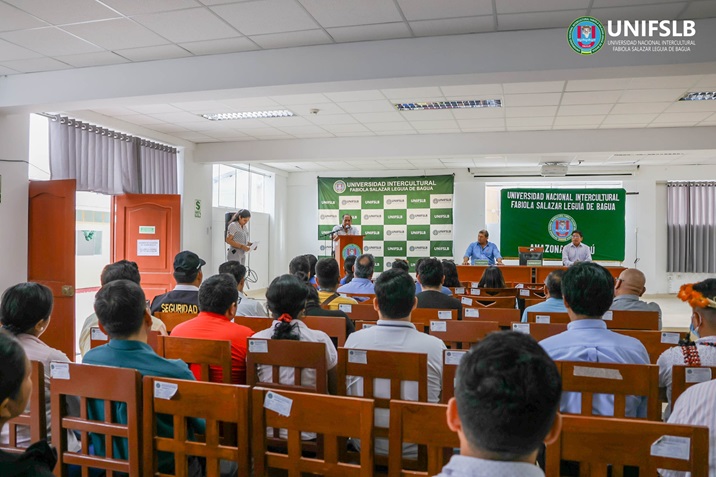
[28,179,76,360]
[112,194,181,303]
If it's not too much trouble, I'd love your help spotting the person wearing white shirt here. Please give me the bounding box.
[561,230,592,266]
[219,260,267,317]
[332,213,359,240]
[344,268,446,457]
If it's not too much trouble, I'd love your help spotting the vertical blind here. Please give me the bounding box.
[667,181,716,273]
[49,116,178,195]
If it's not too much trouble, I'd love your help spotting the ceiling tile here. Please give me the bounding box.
[457,118,505,128]
[0,38,43,61]
[558,104,613,116]
[327,23,411,43]
[646,122,697,128]
[333,131,376,137]
[0,27,101,56]
[212,0,320,35]
[496,0,589,14]
[664,101,716,113]
[114,114,166,125]
[170,100,236,113]
[565,78,632,91]
[0,3,48,32]
[553,115,605,126]
[261,116,313,127]
[115,44,192,61]
[90,106,138,116]
[498,10,586,31]
[320,123,371,133]
[324,90,385,102]
[593,0,682,6]
[179,37,259,55]
[246,128,292,137]
[503,81,564,94]
[398,0,493,20]
[628,75,701,90]
[441,83,502,97]
[505,117,554,127]
[128,104,184,114]
[101,0,202,15]
[289,103,347,116]
[270,93,330,105]
[506,106,558,118]
[338,100,395,113]
[353,112,405,123]
[149,111,203,122]
[451,107,504,119]
[63,19,171,50]
[592,3,688,21]
[306,113,357,125]
[133,8,241,43]
[401,110,455,121]
[279,125,331,135]
[601,114,658,124]
[1,56,71,72]
[652,112,713,123]
[0,65,20,74]
[147,123,191,133]
[680,0,716,19]
[374,130,419,136]
[225,119,274,129]
[618,89,686,103]
[222,97,282,110]
[409,16,495,36]
[54,51,129,67]
[381,86,443,100]
[504,93,562,107]
[250,29,333,49]
[410,120,459,129]
[298,0,403,27]
[417,128,461,134]
[599,123,649,129]
[610,102,670,114]
[366,121,415,131]
[4,0,120,24]
[561,91,622,105]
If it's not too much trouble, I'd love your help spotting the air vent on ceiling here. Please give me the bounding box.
[540,163,569,177]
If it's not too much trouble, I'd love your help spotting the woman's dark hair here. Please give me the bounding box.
[477,266,505,289]
[391,259,410,272]
[266,274,309,341]
[1,282,53,335]
[442,260,461,287]
[305,254,318,280]
[230,209,251,222]
[289,255,311,283]
[343,255,357,284]
[0,331,28,403]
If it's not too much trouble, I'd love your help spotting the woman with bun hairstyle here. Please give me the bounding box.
[226,209,253,265]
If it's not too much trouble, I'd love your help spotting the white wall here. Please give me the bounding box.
[179,147,213,265]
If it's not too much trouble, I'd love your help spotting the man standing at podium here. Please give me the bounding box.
[462,229,503,266]
[332,213,359,241]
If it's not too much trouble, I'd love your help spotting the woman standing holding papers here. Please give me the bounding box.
[226,209,253,265]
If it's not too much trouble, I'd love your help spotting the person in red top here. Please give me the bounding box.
[171,273,254,384]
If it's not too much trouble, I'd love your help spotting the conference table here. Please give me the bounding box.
[457,265,626,284]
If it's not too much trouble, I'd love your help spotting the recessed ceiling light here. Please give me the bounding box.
[679,92,716,101]
[201,110,295,121]
[394,100,501,111]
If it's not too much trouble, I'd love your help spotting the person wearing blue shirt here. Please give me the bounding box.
[462,229,503,266]
[521,270,567,322]
[337,253,376,297]
[539,263,650,418]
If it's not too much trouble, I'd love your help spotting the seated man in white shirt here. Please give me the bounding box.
[344,268,446,457]
[561,230,592,266]
[436,332,562,477]
[218,261,267,317]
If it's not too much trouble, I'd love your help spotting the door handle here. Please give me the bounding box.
[61,285,75,297]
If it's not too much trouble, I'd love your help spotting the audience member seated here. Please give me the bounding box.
[83,279,206,476]
[657,279,716,419]
[0,331,56,476]
[437,331,562,477]
[521,270,567,322]
[539,263,650,417]
[289,255,311,283]
[477,265,505,289]
[252,274,338,395]
[339,255,356,285]
[315,258,357,310]
[150,251,205,315]
[337,253,376,297]
[390,259,410,272]
[414,258,452,295]
[218,261,267,317]
[610,268,663,329]
[79,260,167,356]
[304,287,355,338]
[171,274,254,384]
[0,283,80,453]
[415,258,462,320]
[344,268,446,456]
[305,254,318,287]
[441,260,462,288]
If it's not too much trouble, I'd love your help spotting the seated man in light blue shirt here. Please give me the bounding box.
[462,229,503,266]
[521,270,567,322]
[337,253,375,297]
[561,230,592,266]
[539,262,650,418]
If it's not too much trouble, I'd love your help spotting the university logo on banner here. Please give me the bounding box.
[430,194,453,208]
[548,214,577,242]
[362,197,383,209]
[319,198,337,208]
[408,242,430,257]
[407,209,430,225]
[384,225,407,240]
[430,224,453,239]
[567,16,605,55]
[361,225,384,240]
[318,210,339,225]
[339,196,361,209]
[363,241,383,256]
[385,195,407,209]
[362,211,384,225]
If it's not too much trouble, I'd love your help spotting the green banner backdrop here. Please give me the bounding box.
[500,188,626,261]
[318,176,454,272]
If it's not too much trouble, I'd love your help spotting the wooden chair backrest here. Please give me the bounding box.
[510,282,545,291]
[545,415,709,477]
[156,335,233,384]
[428,320,499,349]
[234,316,274,333]
[355,320,378,331]
[523,297,547,308]
[89,328,160,352]
[411,308,457,332]
[2,361,46,453]
[340,292,375,301]
[615,330,687,364]
[246,338,328,393]
[557,360,661,421]
[388,400,460,477]
[462,307,520,328]
[51,363,142,476]
[441,349,468,404]
[511,322,568,341]
[304,315,347,347]
[252,387,374,477]
[336,303,378,321]
[519,289,547,300]
[605,310,660,330]
[462,287,519,297]
[671,365,716,405]
[154,311,198,332]
[142,377,251,477]
[527,311,570,324]
[457,296,516,308]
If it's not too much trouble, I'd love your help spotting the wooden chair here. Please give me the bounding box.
[304,315,347,347]
[457,296,516,308]
[526,311,570,324]
[340,292,375,302]
[511,322,567,341]
[557,361,661,420]
[234,315,274,333]
[671,365,716,405]
[154,312,198,332]
[156,335,233,384]
[2,361,46,453]
[336,348,428,467]
[89,327,160,353]
[411,308,457,332]
[252,387,374,477]
[523,297,547,308]
[545,415,709,477]
[142,376,251,477]
[428,320,498,348]
[441,349,468,404]
[615,330,687,364]
[246,338,328,393]
[463,287,518,297]
[338,303,379,321]
[606,310,660,330]
[462,307,520,328]
[355,320,378,331]
[51,363,142,476]
[388,400,459,477]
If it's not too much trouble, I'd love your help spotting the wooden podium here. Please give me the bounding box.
[335,235,363,278]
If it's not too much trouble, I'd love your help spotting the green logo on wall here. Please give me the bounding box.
[548,214,577,242]
[333,180,347,194]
